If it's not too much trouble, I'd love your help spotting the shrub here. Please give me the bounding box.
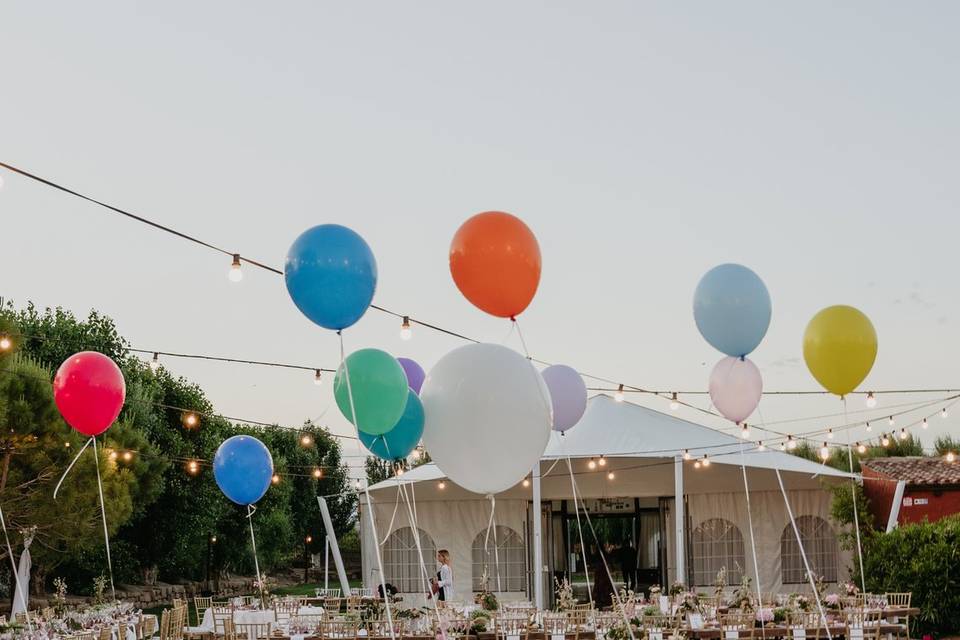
[860,515,960,635]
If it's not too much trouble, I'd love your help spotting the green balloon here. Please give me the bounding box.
[334,348,409,436]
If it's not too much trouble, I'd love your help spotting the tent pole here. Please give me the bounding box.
[674,455,685,584]
[532,460,544,610]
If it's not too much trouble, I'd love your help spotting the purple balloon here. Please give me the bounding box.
[398,357,426,394]
[542,364,587,432]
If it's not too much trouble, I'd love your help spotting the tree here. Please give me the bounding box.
[934,435,960,455]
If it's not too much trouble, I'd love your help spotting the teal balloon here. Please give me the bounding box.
[359,390,424,461]
[334,348,409,436]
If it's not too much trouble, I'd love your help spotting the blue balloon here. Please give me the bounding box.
[213,435,274,506]
[359,390,424,461]
[693,263,771,357]
[285,224,378,331]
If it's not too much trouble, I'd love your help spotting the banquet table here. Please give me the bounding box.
[198,606,326,632]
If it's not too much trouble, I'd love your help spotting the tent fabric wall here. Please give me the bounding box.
[686,489,853,595]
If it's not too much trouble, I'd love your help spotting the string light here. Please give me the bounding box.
[866,392,877,408]
[701,455,711,467]
[108,450,118,461]
[787,435,797,450]
[522,478,530,488]
[779,442,787,452]
[899,428,908,441]
[0,335,11,351]
[271,474,281,484]
[314,370,323,386]
[607,471,615,480]
[881,434,891,447]
[669,392,679,411]
[149,352,160,371]
[123,451,133,461]
[305,535,313,544]
[598,455,607,467]
[210,535,217,543]
[947,452,957,463]
[694,460,702,469]
[400,316,412,341]
[614,385,625,403]
[942,408,949,419]
[396,466,405,477]
[865,422,872,433]
[300,434,313,446]
[187,460,199,475]
[411,446,423,461]
[757,441,765,451]
[740,423,750,439]
[588,458,597,470]
[182,412,199,428]
[64,441,71,448]
[922,418,929,430]
[682,449,691,461]
[827,428,834,440]
[856,442,866,454]
[888,416,895,426]
[437,480,446,490]
[819,443,830,461]
[228,254,243,282]
[354,478,362,490]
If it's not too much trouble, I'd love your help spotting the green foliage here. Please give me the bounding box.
[861,515,960,635]
[826,480,875,554]
[934,435,960,455]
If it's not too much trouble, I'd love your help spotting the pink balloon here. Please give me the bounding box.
[709,356,762,424]
[53,351,126,437]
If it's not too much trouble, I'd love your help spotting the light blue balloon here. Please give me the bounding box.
[358,390,424,461]
[285,224,378,331]
[693,264,771,357]
[213,435,274,506]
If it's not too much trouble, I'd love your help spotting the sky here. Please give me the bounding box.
[1,2,959,478]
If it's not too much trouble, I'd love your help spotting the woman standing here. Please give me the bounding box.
[432,549,454,603]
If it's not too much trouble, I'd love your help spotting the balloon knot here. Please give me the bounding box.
[739,355,746,362]
[510,316,516,323]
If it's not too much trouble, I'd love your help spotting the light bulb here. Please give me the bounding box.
[396,466,405,476]
[888,416,895,426]
[819,443,830,461]
[598,455,607,467]
[400,316,412,341]
[437,480,446,490]
[757,441,766,451]
[108,450,118,461]
[866,392,877,408]
[522,478,530,488]
[210,536,217,544]
[701,455,711,467]
[614,384,624,403]
[306,536,313,544]
[187,460,199,475]
[787,436,797,450]
[411,446,422,460]
[827,428,834,440]
[64,441,71,448]
[271,474,281,484]
[694,460,702,469]
[779,442,787,452]
[301,434,313,446]
[149,352,160,371]
[183,412,199,428]
[947,452,957,463]
[123,451,133,461]
[313,468,322,478]
[865,422,872,433]
[922,418,929,430]
[355,478,362,490]
[881,434,890,447]
[942,408,949,419]
[588,458,597,470]
[670,392,679,411]
[607,471,615,480]
[857,443,866,454]
[899,429,908,441]
[228,254,243,282]
[682,449,691,461]
[314,370,323,385]
[740,424,750,439]
[0,335,11,351]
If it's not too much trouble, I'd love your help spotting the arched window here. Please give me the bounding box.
[691,518,745,586]
[471,526,527,592]
[382,527,437,593]
[780,516,838,584]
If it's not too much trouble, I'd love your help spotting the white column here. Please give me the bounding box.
[674,455,685,583]
[532,461,544,610]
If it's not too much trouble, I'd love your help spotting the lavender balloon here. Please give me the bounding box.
[397,357,426,395]
[542,364,587,432]
[709,356,763,424]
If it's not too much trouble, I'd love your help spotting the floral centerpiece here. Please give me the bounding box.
[669,581,687,597]
[755,608,774,624]
[618,588,639,617]
[649,584,662,599]
[678,591,701,614]
[714,567,728,603]
[824,594,842,610]
[842,581,860,597]
[806,571,827,602]
[92,575,108,606]
[469,609,492,634]
[793,594,811,612]
[555,577,575,612]
[253,574,274,603]
[773,608,788,623]
[605,616,642,640]
[731,575,754,612]
[474,591,499,611]
[53,577,68,618]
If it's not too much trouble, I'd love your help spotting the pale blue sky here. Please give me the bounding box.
[2,2,958,475]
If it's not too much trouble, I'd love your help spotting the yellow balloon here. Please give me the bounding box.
[803,305,877,397]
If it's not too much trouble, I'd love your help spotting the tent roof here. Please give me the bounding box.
[369,394,851,492]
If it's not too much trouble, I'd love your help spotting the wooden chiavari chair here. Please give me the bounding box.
[844,609,882,640]
[494,614,530,640]
[74,633,95,640]
[642,614,679,640]
[289,614,325,636]
[884,593,912,640]
[321,619,360,640]
[719,612,755,640]
[593,612,622,640]
[324,596,344,614]
[211,605,234,636]
[345,595,363,614]
[221,619,237,640]
[14,612,28,625]
[158,609,173,640]
[542,612,576,640]
[354,587,374,598]
[365,618,408,639]
[273,599,299,627]
[788,611,825,640]
[566,603,593,630]
[234,622,271,640]
[194,597,213,625]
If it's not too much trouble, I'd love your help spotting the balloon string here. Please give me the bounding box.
[246,504,265,607]
[775,469,832,640]
[397,481,446,640]
[560,451,592,605]
[0,504,32,632]
[843,397,867,594]
[737,441,765,640]
[53,436,94,500]
[482,495,502,593]
[91,437,117,602]
[511,318,532,359]
[339,331,395,640]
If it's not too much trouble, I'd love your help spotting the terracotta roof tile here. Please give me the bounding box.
[862,456,960,485]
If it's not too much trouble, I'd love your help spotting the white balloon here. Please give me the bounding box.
[709,356,763,424]
[421,343,552,495]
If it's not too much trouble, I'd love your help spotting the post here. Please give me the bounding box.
[886,480,907,533]
[532,461,544,610]
[318,496,352,596]
[325,536,330,590]
[206,534,211,588]
[304,535,312,583]
[674,455,685,584]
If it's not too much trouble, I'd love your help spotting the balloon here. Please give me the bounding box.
[541,364,587,433]
[53,351,126,437]
[285,224,378,331]
[709,357,763,424]
[359,390,424,461]
[213,435,274,505]
[421,343,552,495]
[334,349,409,436]
[803,305,877,397]
[449,211,541,318]
[693,264,772,357]
[397,357,426,395]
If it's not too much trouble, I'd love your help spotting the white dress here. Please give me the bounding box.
[438,564,455,601]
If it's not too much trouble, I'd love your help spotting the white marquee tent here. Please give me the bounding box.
[361,395,853,606]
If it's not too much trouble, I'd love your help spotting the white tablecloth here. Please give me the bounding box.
[199,606,326,632]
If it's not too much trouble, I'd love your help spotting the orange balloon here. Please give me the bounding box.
[449,211,542,318]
